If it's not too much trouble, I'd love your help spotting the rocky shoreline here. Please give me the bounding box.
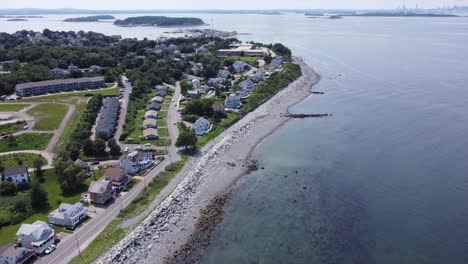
[96,57,320,264]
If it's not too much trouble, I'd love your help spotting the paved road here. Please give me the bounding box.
[37,80,182,264]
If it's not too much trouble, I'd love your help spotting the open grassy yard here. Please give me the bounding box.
[0,169,91,247]
[198,125,225,147]
[0,133,52,152]
[157,119,167,127]
[0,104,30,112]
[158,127,169,137]
[0,121,27,135]
[0,153,46,168]
[26,103,68,131]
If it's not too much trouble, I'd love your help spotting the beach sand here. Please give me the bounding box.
[98,57,320,264]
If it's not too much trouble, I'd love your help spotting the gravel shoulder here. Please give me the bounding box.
[97,57,321,264]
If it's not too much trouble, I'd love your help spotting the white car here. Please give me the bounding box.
[171,99,175,102]
[124,147,129,152]
[144,143,151,147]
[45,244,56,255]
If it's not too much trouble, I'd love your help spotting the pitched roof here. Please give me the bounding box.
[104,166,123,179]
[15,77,104,90]
[4,166,28,177]
[143,119,157,126]
[16,220,51,240]
[143,128,158,137]
[89,180,110,194]
[0,244,29,257]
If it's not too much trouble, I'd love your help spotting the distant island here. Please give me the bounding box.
[304,13,324,16]
[2,15,43,18]
[114,16,206,27]
[64,15,115,22]
[7,18,28,21]
[262,11,284,15]
[329,15,343,19]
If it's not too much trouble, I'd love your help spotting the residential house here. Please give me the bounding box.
[235,89,250,98]
[68,64,80,72]
[212,103,225,114]
[144,110,158,119]
[155,90,167,97]
[90,65,101,72]
[270,57,284,68]
[48,202,87,229]
[16,221,54,254]
[233,61,249,73]
[195,46,209,53]
[119,151,153,175]
[141,128,159,140]
[88,180,113,205]
[0,244,33,264]
[75,159,90,177]
[146,102,161,111]
[3,166,30,187]
[187,89,203,98]
[96,97,120,139]
[193,117,211,136]
[255,68,266,81]
[224,94,242,109]
[239,79,255,91]
[141,118,157,130]
[218,70,232,80]
[151,96,164,104]
[50,67,66,78]
[192,79,201,89]
[154,85,167,91]
[207,77,224,89]
[103,166,129,191]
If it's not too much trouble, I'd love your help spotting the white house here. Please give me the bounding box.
[119,151,154,175]
[224,94,242,109]
[195,46,208,53]
[3,166,30,187]
[144,110,158,119]
[151,96,164,103]
[192,79,201,88]
[0,244,32,264]
[16,221,54,254]
[193,117,211,136]
[48,202,87,229]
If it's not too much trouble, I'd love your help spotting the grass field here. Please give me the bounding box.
[26,103,68,131]
[0,133,52,152]
[0,153,46,167]
[157,119,167,127]
[0,169,91,247]
[0,104,30,112]
[0,121,27,135]
[158,127,169,137]
[198,125,224,147]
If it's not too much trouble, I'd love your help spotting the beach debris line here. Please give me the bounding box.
[282,113,332,118]
[311,91,325,94]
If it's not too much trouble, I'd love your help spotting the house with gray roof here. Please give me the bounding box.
[16,221,54,254]
[239,79,255,91]
[88,180,113,205]
[144,110,158,120]
[141,119,157,130]
[151,96,164,104]
[207,77,224,89]
[233,61,249,73]
[218,70,232,80]
[195,46,209,53]
[0,244,33,264]
[146,102,161,111]
[270,57,284,68]
[3,166,30,187]
[225,94,242,109]
[50,67,67,78]
[141,128,159,140]
[193,117,211,136]
[119,151,153,175]
[48,202,87,229]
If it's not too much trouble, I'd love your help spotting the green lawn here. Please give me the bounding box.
[158,111,167,118]
[0,153,46,168]
[157,119,167,127]
[160,103,169,111]
[26,103,68,131]
[126,110,171,146]
[198,125,224,147]
[159,127,169,138]
[0,121,27,135]
[0,169,91,247]
[220,113,239,127]
[224,56,259,66]
[0,104,30,112]
[0,133,52,152]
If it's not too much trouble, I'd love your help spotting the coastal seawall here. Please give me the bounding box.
[97,57,321,264]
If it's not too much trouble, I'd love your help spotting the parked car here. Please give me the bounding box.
[144,143,151,147]
[45,245,56,255]
[91,161,100,165]
[124,147,129,152]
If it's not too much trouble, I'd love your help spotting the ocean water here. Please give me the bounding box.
[2,13,468,264]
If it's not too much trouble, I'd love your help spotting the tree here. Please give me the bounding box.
[93,138,107,156]
[7,135,16,147]
[0,181,16,196]
[180,79,191,96]
[107,139,121,157]
[33,158,45,183]
[30,181,48,210]
[82,139,94,156]
[55,161,85,194]
[176,130,197,150]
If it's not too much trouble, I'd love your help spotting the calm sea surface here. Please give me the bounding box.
[2,13,468,264]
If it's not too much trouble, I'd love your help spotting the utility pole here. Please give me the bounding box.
[74,234,82,259]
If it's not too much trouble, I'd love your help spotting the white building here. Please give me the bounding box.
[48,202,87,229]
[16,221,54,254]
[193,117,211,136]
[3,166,30,187]
[119,151,153,175]
[224,94,242,109]
[144,110,158,119]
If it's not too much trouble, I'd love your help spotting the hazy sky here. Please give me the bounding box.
[2,0,468,10]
